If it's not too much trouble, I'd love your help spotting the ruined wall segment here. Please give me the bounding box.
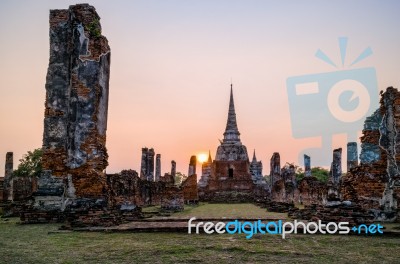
[327,148,342,202]
[198,151,212,188]
[188,155,197,176]
[182,174,198,204]
[304,154,311,177]
[3,152,13,201]
[347,142,358,171]
[0,178,4,202]
[146,148,155,181]
[40,4,110,200]
[171,160,176,178]
[269,152,281,186]
[342,87,400,220]
[250,150,263,183]
[155,154,161,182]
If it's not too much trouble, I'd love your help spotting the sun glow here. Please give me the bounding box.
[198,153,208,163]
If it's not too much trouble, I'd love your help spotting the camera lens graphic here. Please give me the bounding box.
[327,79,370,123]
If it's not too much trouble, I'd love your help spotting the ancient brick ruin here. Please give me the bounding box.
[35,3,111,211]
[182,155,199,204]
[140,148,156,181]
[2,152,14,201]
[327,148,342,203]
[269,152,281,187]
[188,155,197,176]
[19,4,186,225]
[280,87,400,224]
[347,142,358,171]
[342,87,400,221]
[198,152,212,188]
[304,154,311,177]
[108,168,184,211]
[4,3,399,228]
[250,150,263,183]
[0,152,37,217]
[198,86,268,202]
[155,154,161,182]
[0,177,3,202]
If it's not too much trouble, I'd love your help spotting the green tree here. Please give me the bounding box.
[295,166,329,183]
[310,167,329,183]
[295,166,304,180]
[13,148,43,178]
[174,172,187,186]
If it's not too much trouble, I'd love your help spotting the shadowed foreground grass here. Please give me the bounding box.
[1,218,400,264]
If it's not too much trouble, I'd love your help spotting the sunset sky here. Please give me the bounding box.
[1,0,400,176]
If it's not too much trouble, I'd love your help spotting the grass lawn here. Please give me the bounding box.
[1,217,400,263]
[167,203,288,219]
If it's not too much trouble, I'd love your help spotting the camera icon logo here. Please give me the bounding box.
[286,37,379,166]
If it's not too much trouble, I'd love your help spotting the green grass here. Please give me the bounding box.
[1,217,400,263]
[141,205,161,213]
[171,203,287,219]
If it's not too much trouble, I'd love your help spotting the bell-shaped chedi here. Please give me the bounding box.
[41,4,110,199]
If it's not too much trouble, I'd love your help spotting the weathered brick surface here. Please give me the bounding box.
[161,186,184,212]
[0,177,4,202]
[3,152,13,201]
[271,163,297,203]
[304,154,311,177]
[108,170,165,207]
[296,177,326,206]
[208,160,254,192]
[41,3,110,199]
[342,87,400,220]
[181,174,198,203]
[271,179,295,203]
[327,148,342,202]
[199,87,257,202]
[198,152,212,188]
[269,152,281,186]
[12,177,36,201]
[250,150,263,183]
[347,142,358,171]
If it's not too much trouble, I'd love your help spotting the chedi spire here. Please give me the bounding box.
[223,84,241,143]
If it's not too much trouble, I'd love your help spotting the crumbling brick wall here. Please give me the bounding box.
[181,174,198,203]
[12,177,36,201]
[295,177,326,205]
[342,87,400,219]
[161,186,184,211]
[208,160,254,192]
[108,170,186,209]
[108,170,166,207]
[271,164,297,203]
[0,178,4,202]
[272,179,296,203]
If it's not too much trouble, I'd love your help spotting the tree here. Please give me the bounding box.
[310,167,329,183]
[296,166,329,183]
[13,148,43,178]
[174,172,187,186]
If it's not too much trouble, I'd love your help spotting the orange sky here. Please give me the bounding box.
[1,0,400,176]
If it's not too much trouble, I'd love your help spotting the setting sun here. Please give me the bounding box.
[197,153,208,163]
